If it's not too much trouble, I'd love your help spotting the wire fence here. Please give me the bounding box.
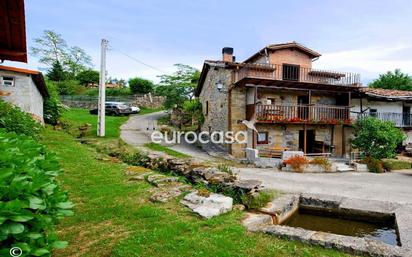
[60,95,140,103]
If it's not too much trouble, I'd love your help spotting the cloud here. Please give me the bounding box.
[313,44,412,83]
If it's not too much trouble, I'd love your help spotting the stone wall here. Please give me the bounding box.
[229,86,247,158]
[199,67,231,134]
[61,94,165,109]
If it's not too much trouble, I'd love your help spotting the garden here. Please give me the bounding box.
[0,99,358,256]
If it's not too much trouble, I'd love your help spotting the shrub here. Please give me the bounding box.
[128,77,154,94]
[382,159,411,171]
[0,99,41,137]
[283,155,309,173]
[364,157,384,173]
[0,131,73,256]
[44,81,64,125]
[240,190,278,209]
[352,117,405,159]
[310,157,332,171]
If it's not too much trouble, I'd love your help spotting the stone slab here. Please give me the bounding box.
[180,191,233,219]
[242,213,273,232]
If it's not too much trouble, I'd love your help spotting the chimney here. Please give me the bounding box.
[222,47,233,62]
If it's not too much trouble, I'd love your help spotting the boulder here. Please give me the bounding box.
[242,212,273,231]
[150,188,182,203]
[234,180,262,191]
[180,191,233,219]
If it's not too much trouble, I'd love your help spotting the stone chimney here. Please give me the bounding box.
[222,47,234,62]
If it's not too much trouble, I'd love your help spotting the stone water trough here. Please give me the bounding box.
[243,193,412,257]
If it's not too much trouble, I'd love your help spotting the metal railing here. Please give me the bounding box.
[236,63,361,86]
[60,95,139,103]
[255,104,351,124]
[355,112,412,127]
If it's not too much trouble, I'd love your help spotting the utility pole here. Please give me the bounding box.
[97,39,108,137]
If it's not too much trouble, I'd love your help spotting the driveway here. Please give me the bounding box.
[234,168,412,205]
[120,111,216,161]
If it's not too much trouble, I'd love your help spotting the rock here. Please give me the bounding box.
[354,162,368,172]
[125,166,152,175]
[129,172,153,181]
[242,212,273,231]
[233,204,246,211]
[263,225,315,243]
[259,194,299,224]
[180,191,233,219]
[146,174,167,183]
[282,151,304,161]
[150,188,182,203]
[234,180,262,191]
[151,177,179,187]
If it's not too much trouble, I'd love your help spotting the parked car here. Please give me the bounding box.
[89,102,139,116]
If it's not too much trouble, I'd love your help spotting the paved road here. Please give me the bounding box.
[234,168,412,205]
[120,111,215,161]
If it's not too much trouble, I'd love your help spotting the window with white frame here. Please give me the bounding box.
[1,76,15,87]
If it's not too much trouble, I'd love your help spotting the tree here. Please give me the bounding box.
[43,81,63,125]
[76,69,99,86]
[352,117,405,160]
[47,61,67,81]
[369,69,412,91]
[65,46,92,76]
[155,64,200,108]
[30,30,68,66]
[31,30,92,78]
[128,77,154,94]
[182,99,203,127]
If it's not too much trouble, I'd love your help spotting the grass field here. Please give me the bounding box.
[41,109,356,257]
[144,142,190,158]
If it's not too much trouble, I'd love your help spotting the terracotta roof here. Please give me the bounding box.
[0,65,48,97]
[360,88,412,99]
[243,42,321,63]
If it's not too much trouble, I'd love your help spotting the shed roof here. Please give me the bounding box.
[360,87,412,100]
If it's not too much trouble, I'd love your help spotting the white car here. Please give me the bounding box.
[106,101,140,114]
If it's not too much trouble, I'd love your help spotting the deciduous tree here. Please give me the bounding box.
[369,69,412,91]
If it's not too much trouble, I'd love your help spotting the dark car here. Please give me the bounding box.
[89,102,134,116]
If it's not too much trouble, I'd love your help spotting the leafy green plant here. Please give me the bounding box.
[217,164,234,175]
[364,157,384,173]
[382,159,411,171]
[44,81,64,125]
[240,190,278,209]
[352,117,405,159]
[0,99,41,137]
[0,131,73,256]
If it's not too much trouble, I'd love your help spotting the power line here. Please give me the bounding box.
[109,46,166,74]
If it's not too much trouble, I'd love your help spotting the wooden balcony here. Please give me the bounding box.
[356,113,412,128]
[236,63,361,88]
[251,104,351,125]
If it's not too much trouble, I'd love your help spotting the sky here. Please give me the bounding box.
[5,0,412,84]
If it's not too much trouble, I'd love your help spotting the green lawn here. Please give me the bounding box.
[41,109,356,257]
[60,107,163,138]
[144,142,190,158]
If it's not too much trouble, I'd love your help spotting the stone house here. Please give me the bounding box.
[0,65,48,122]
[196,42,364,159]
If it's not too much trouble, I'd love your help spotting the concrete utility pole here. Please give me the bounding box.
[97,39,108,137]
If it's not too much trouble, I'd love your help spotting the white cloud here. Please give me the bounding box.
[313,44,412,83]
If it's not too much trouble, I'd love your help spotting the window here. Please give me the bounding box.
[205,101,209,116]
[1,76,14,86]
[282,64,300,81]
[257,132,269,144]
[369,108,377,117]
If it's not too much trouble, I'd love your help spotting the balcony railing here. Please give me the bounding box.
[355,112,412,127]
[254,104,351,124]
[236,63,361,86]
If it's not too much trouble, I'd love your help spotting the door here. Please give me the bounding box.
[297,95,309,120]
[299,129,315,153]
